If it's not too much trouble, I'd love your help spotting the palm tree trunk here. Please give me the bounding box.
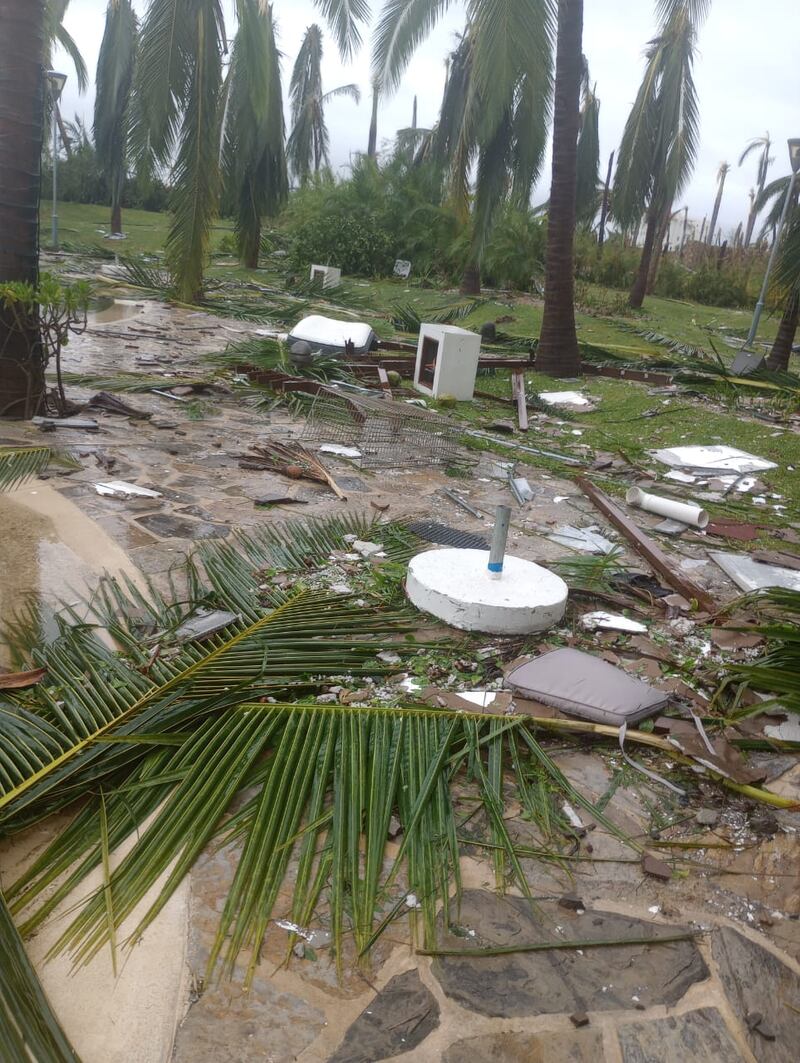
[707,171,727,245]
[111,202,123,234]
[646,204,672,294]
[536,0,583,377]
[597,149,614,255]
[0,0,46,419]
[367,85,379,158]
[766,290,799,372]
[629,207,659,308]
[460,263,481,296]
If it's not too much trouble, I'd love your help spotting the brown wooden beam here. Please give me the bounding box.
[576,477,717,613]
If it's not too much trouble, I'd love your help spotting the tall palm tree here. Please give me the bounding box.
[739,132,771,248]
[536,0,584,376]
[131,1,367,302]
[757,177,800,371]
[575,67,600,228]
[0,0,47,419]
[706,160,729,245]
[613,0,710,309]
[376,3,554,296]
[367,75,380,158]
[222,0,287,267]
[94,0,138,235]
[288,24,360,184]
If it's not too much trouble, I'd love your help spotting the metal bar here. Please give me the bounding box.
[441,488,483,519]
[576,477,716,613]
[512,371,528,431]
[488,505,511,579]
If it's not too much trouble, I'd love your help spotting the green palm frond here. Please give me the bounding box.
[313,0,370,59]
[94,0,138,221]
[0,891,81,1063]
[45,2,88,92]
[0,447,53,492]
[575,81,600,226]
[373,0,451,93]
[655,0,711,26]
[721,588,800,715]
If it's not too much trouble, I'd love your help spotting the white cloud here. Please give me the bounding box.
[55,0,800,237]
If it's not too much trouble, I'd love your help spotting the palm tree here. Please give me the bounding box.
[94,0,138,235]
[222,1,287,267]
[758,177,800,371]
[536,0,584,376]
[613,0,709,309]
[739,132,771,248]
[575,68,600,228]
[377,4,554,296]
[288,25,360,184]
[706,161,730,245]
[0,0,47,419]
[367,75,380,158]
[130,2,367,303]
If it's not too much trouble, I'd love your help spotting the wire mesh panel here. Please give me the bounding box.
[301,387,470,469]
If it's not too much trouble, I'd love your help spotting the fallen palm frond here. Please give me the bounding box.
[718,587,800,717]
[57,371,188,393]
[0,447,53,491]
[581,329,800,398]
[0,446,80,492]
[0,891,81,1063]
[391,299,484,334]
[240,441,347,499]
[106,254,173,295]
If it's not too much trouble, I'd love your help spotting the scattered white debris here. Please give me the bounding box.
[330,582,353,594]
[405,893,422,909]
[319,444,362,459]
[539,390,592,407]
[553,495,570,503]
[562,801,585,830]
[458,691,499,708]
[94,481,162,499]
[376,650,402,665]
[664,470,697,484]
[709,551,800,593]
[352,540,385,559]
[648,905,661,914]
[398,677,422,694]
[580,612,648,634]
[651,445,777,474]
[547,525,616,555]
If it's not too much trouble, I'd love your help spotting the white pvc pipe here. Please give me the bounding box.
[626,486,709,529]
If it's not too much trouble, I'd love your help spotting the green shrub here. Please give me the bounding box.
[684,266,748,307]
[482,206,546,290]
[288,209,395,277]
[652,257,689,299]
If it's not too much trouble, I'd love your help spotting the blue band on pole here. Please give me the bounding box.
[487,562,503,572]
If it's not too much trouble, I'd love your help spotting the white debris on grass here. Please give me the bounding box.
[547,525,616,555]
[319,444,362,459]
[652,444,777,474]
[94,481,162,499]
[538,390,592,407]
[580,612,648,634]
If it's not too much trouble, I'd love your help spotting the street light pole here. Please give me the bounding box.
[45,71,67,250]
[745,138,800,348]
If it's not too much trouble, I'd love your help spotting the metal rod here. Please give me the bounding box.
[488,505,511,579]
[745,167,799,348]
[51,103,59,249]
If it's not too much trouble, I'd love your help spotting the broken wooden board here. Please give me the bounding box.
[576,477,716,613]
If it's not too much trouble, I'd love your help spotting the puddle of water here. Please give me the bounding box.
[0,485,142,667]
[88,297,145,324]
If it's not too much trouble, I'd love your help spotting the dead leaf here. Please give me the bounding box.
[0,666,47,690]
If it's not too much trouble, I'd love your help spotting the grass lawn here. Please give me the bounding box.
[43,200,797,522]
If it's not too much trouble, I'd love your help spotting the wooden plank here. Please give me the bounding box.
[576,477,717,613]
[377,366,393,398]
[511,371,528,431]
[580,363,674,386]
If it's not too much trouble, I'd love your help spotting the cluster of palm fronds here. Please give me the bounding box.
[0,447,81,493]
[0,513,643,998]
[391,298,484,334]
[581,329,800,399]
[721,588,800,716]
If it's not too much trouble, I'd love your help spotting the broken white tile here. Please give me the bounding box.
[94,480,162,499]
[539,391,592,407]
[580,612,648,634]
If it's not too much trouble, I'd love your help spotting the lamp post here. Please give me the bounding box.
[745,138,800,348]
[46,70,67,250]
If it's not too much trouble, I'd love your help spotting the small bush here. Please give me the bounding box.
[684,266,748,308]
[289,210,395,277]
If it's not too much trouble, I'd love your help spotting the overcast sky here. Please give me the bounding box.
[55,0,799,237]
